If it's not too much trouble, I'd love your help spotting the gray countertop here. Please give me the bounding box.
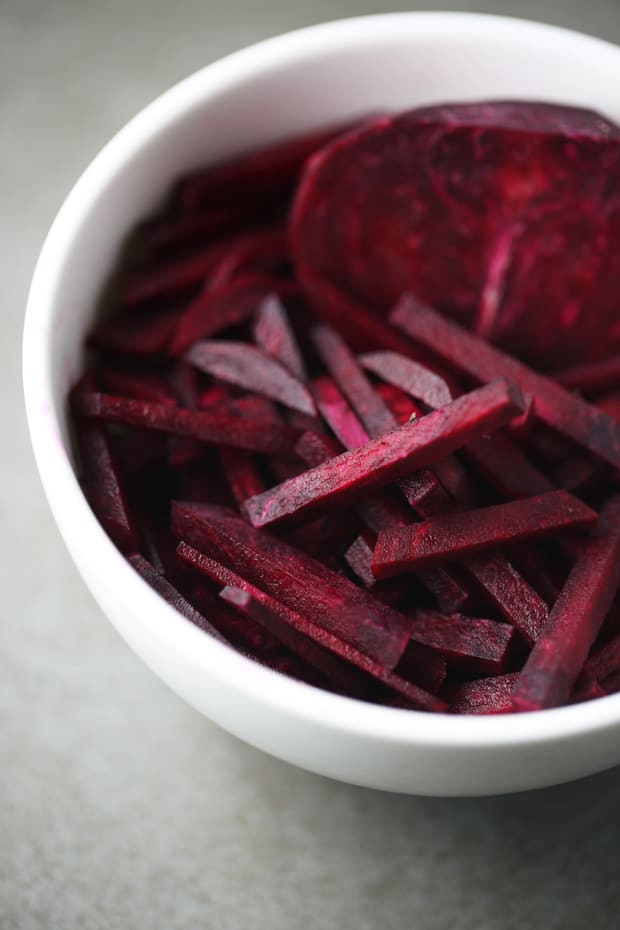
[4,1,620,927]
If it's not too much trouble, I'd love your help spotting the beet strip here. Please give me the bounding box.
[446,673,519,714]
[311,323,450,513]
[178,541,443,704]
[71,388,139,551]
[186,340,316,415]
[128,553,231,645]
[253,295,308,381]
[584,631,620,683]
[409,610,516,675]
[171,502,414,669]
[512,496,620,711]
[463,433,554,500]
[359,350,453,408]
[169,274,297,355]
[391,295,620,470]
[463,553,549,644]
[218,447,266,507]
[74,392,305,458]
[373,491,597,578]
[311,376,373,449]
[297,430,469,611]
[553,354,620,395]
[244,379,524,529]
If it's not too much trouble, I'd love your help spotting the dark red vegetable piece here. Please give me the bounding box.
[553,354,620,396]
[297,429,469,612]
[463,433,554,500]
[171,502,414,669]
[244,380,524,529]
[138,205,273,257]
[169,274,297,356]
[373,491,597,578]
[218,447,266,507]
[205,227,288,290]
[220,585,445,708]
[446,673,519,714]
[128,553,230,645]
[409,610,516,675]
[292,105,620,370]
[176,120,366,212]
[253,295,308,381]
[100,369,177,405]
[311,376,370,449]
[584,631,620,683]
[71,381,139,551]
[463,552,549,644]
[597,392,620,421]
[311,323,449,513]
[74,392,305,458]
[359,350,453,409]
[90,304,179,356]
[186,340,316,415]
[391,296,620,470]
[512,495,620,711]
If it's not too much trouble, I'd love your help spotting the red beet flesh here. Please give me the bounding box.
[70,101,620,714]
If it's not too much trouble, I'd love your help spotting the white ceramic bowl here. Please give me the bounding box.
[23,12,620,796]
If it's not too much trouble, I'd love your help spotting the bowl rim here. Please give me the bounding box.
[22,9,620,751]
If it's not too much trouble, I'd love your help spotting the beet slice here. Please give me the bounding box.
[100,368,177,405]
[171,502,414,669]
[409,610,516,675]
[373,491,596,578]
[391,296,620,470]
[218,447,266,507]
[359,350,453,409]
[74,392,305,458]
[446,673,519,714]
[244,379,524,528]
[205,227,288,290]
[598,392,620,421]
[291,105,620,370]
[186,340,316,415]
[512,496,620,711]
[169,274,297,355]
[128,553,230,644]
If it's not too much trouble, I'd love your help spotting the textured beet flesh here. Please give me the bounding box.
[70,101,620,715]
[290,101,620,371]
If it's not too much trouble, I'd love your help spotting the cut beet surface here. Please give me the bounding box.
[254,295,308,381]
[373,490,596,578]
[512,495,620,711]
[392,296,620,470]
[169,274,298,356]
[74,392,306,459]
[311,323,450,514]
[446,673,519,714]
[409,610,516,675]
[186,340,316,415]
[291,102,620,371]
[177,542,443,707]
[171,502,415,670]
[359,351,454,409]
[244,379,524,529]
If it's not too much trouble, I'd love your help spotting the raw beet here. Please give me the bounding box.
[290,102,620,370]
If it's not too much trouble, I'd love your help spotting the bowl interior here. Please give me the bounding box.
[23,13,620,792]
